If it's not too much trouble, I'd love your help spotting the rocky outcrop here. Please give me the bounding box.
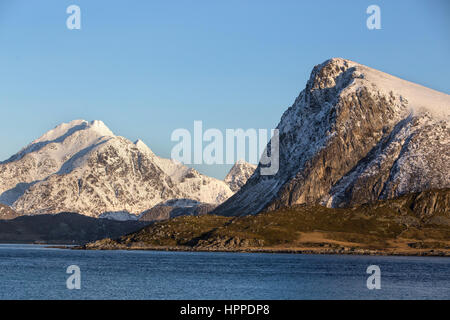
[139,199,216,222]
[214,58,450,216]
[405,189,450,218]
[0,204,18,220]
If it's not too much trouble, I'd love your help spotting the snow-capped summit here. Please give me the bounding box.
[0,120,234,218]
[32,119,113,145]
[134,139,146,147]
[89,120,115,136]
[214,58,450,216]
[224,160,257,192]
[35,120,89,142]
[2,119,115,165]
[133,139,155,156]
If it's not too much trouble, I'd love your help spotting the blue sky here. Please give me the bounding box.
[0,0,448,178]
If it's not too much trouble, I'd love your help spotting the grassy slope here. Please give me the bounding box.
[83,190,450,255]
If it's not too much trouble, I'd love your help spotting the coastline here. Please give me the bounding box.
[71,243,450,257]
[1,242,448,257]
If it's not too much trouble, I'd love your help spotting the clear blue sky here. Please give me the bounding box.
[0,0,448,179]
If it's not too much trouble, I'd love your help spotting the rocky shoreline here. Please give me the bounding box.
[75,246,450,257]
[74,241,450,257]
[70,192,450,257]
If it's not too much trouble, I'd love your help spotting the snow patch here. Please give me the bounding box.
[99,211,139,221]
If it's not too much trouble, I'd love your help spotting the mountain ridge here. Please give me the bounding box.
[224,160,257,192]
[0,120,243,218]
[213,58,450,216]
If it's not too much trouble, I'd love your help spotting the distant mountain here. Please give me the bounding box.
[0,120,234,218]
[214,58,450,216]
[139,199,217,222]
[224,160,257,192]
[136,161,257,222]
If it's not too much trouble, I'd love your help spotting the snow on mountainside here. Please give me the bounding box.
[0,120,115,205]
[213,58,450,216]
[224,160,257,192]
[99,211,140,221]
[0,120,234,218]
[136,139,234,204]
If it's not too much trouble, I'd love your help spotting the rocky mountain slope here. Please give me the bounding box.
[224,160,257,192]
[139,199,217,222]
[81,189,450,256]
[0,204,18,220]
[214,58,450,216]
[0,120,234,218]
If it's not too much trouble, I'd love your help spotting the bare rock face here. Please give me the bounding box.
[0,203,18,220]
[214,58,450,216]
[0,120,233,218]
[224,160,257,192]
[407,189,450,218]
[139,199,217,222]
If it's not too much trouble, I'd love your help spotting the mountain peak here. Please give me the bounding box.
[0,120,235,217]
[134,139,154,155]
[34,119,89,144]
[2,120,115,165]
[235,159,253,165]
[88,120,114,136]
[34,119,114,145]
[214,59,450,216]
[310,58,450,120]
[224,160,257,192]
[317,57,355,71]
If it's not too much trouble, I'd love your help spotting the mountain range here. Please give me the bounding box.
[0,121,255,219]
[1,57,449,251]
[80,58,450,255]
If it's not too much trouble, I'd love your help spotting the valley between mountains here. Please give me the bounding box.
[1,58,449,255]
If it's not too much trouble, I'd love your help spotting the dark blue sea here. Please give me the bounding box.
[0,244,448,299]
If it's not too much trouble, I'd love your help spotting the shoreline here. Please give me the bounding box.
[70,244,450,257]
[1,242,448,257]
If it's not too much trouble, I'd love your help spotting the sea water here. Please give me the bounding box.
[0,244,448,300]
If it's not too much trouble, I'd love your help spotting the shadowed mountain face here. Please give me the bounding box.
[139,199,217,222]
[214,58,450,216]
[0,212,150,244]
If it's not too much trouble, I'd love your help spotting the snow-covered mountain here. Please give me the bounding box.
[0,120,234,217]
[214,58,450,216]
[224,160,257,192]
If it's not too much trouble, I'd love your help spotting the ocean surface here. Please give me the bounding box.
[0,244,448,300]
